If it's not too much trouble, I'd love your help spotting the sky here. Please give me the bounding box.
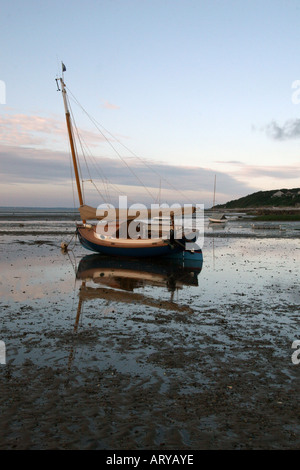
[1,0,300,208]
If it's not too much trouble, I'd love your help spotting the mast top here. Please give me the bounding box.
[62,62,66,77]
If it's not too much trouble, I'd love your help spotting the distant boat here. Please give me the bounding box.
[209,175,227,224]
[209,213,227,224]
[57,64,201,258]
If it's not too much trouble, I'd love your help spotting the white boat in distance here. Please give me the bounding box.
[209,175,227,224]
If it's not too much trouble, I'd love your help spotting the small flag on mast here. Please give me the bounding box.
[62,63,66,72]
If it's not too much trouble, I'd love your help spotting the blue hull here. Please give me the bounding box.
[77,229,192,258]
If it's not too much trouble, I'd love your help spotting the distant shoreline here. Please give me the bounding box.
[1,206,300,222]
[223,206,300,211]
[0,207,80,221]
[222,207,300,221]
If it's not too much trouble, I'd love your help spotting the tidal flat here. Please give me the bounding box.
[0,221,299,450]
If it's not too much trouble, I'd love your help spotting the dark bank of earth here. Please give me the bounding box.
[216,187,300,210]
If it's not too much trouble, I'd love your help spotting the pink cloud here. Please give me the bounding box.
[0,113,107,148]
[224,161,299,180]
[102,100,120,110]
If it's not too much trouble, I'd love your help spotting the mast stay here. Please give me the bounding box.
[56,62,197,220]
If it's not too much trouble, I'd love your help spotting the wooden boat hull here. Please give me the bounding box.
[77,225,195,257]
[209,218,226,224]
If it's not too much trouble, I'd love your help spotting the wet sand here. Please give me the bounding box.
[0,229,300,450]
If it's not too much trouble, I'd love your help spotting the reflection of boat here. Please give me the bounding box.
[209,175,227,224]
[57,64,200,258]
[67,252,203,367]
[76,252,203,294]
[75,252,202,317]
[73,252,203,328]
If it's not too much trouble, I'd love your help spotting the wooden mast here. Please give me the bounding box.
[59,66,85,222]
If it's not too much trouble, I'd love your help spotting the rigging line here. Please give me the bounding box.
[71,128,107,204]
[67,110,112,204]
[67,94,90,186]
[73,139,130,205]
[71,136,111,203]
[67,89,157,201]
[81,177,109,203]
[69,95,116,206]
[90,179,113,204]
[69,98,138,205]
[69,148,77,212]
[95,124,194,204]
[77,142,149,205]
[85,169,111,204]
[68,121,119,205]
[103,134,195,205]
[81,150,149,205]
[67,93,148,205]
[85,113,157,201]
[67,88,195,205]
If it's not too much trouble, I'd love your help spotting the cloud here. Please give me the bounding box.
[242,165,299,179]
[214,160,245,165]
[0,146,71,182]
[2,111,298,208]
[220,161,300,196]
[228,161,299,180]
[0,113,107,148]
[0,144,257,207]
[102,101,120,110]
[264,119,300,140]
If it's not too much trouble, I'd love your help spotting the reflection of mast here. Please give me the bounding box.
[74,281,85,332]
[213,234,215,270]
[67,281,85,369]
[76,282,194,312]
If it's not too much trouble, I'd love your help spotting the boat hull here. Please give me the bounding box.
[77,226,195,257]
[209,218,226,224]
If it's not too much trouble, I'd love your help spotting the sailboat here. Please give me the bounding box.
[57,64,202,258]
[209,175,227,224]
